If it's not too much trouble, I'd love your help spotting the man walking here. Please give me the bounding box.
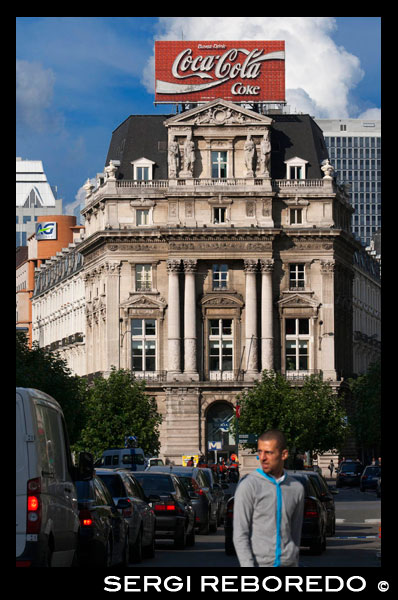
[233,430,304,567]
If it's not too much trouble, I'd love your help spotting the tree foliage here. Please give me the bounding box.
[16,331,85,444]
[74,368,162,459]
[347,360,381,450]
[232,370,347,455]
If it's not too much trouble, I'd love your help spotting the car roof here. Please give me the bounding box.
[96,468,122,475]
[134,471,174,477]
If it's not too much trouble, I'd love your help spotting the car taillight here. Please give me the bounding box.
[304,499,319,519]
[79,509,93,527]
[27,478,41,534]
[195,488,205,496]
[122,499,133,517]
[362,475,368,480]
[154,500,182,515]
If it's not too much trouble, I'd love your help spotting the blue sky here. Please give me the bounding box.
[16,17,381,214]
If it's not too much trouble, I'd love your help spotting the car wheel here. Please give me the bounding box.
[174,524,187,549]
[103,536,112,567]
[199,516,210,535]
[186,524,195,546]
[309,530,326,555]
[130,528,143,563]
[209,516,218,533]
[143,526,156,559]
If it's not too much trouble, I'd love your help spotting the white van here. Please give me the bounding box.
[97,447,147,472]
[16,388,93,567]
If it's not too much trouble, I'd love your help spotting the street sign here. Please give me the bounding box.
[238,433,258,444]
[208,441,222,451]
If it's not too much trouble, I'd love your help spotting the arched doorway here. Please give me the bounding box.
[206,401,237,463]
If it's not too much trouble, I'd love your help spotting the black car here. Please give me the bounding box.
[224,472,328,557]
[96,468,156,562]
[148,466,218,533]
[199,467,228,525]
[295,470,336,536]
[134,472,195,549]
[288,472,328,554]
[360,466,381,492]
[75,475,129,567]
[336,461,364,487]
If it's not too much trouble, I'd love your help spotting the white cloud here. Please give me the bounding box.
[142,16,376,118]
[16,59,64,133]
[357,108,381,120]
[65,178,96,216]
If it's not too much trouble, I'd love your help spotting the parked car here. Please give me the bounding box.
[96,468,156,561]
[16,387,94,567]
[75,474,129,567]
[336,460,364,487]
[224,472,328,556]
[96,447,147,472]
[290,470,336,536]
[148,466,218,533]
[360,466,381,492]
[134,472,195,549]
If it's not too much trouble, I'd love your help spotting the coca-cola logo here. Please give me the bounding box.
[155,41,285,101]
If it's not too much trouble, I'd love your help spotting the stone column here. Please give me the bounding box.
[183,259,199,380]
[244,259,259,378]
[105,261,121,372]
[167,259,182,379]
[260,258,274,371]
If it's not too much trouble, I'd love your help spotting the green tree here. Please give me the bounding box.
[74,367,162,459]
[16,331,85,444]
[348,360,381,454]
[232,370,347,458]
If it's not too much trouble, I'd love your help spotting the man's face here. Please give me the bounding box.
[257,439,288,477]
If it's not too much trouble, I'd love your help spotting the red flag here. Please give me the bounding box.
[236,404,241,419]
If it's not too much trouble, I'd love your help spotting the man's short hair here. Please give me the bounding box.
[258,430,287,451]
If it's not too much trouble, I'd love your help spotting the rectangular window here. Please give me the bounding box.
[131,319,156,372]
[211,151,228,178]
[209,318,233,373]
[136,209,150,226]
[289,264,305,290]
[136,166,149,181]
[212,264,228,289]
[135,264,152,291]
[289,166,302,179]
[285,318,310,371]
[290,208,302,224]
[213,207,226,224]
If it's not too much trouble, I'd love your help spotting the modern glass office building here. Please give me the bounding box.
[314,119,381,248]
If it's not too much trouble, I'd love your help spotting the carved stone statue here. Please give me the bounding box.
[321,158,335,179]
[183,130,195,176]
[244,134,255,176]
[168,135,180,178]
[105,161,118,181]
[260,130,271,177]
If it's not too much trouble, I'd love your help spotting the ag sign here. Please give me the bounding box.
[155,40,285,104]
[36,222,57,241]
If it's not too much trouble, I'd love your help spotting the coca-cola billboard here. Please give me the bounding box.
[155,41,285,103]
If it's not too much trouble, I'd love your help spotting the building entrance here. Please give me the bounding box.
[206,401,237,463]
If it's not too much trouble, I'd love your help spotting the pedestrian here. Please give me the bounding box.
[187,456,194,467]
[377,457,381,466]
[328,459,335,478]
[233,429,304,567]
[371,457,376,466]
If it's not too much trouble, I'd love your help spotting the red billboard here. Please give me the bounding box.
[155,41,285,104]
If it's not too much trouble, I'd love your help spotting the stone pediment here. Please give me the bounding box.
[164,98,273,129]
[277,292,320,310]
[121,294,167,311]
[201,292,244,308]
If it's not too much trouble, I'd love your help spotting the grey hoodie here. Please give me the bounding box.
[233,468,304,567]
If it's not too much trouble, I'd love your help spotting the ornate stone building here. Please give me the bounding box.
[77,99,358,465]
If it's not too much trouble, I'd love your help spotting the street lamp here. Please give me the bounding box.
[119,329,131,369]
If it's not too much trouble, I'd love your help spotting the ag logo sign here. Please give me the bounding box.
[36,222,57,241]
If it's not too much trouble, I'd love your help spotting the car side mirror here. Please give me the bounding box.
[116,499,131,510]
[188,491,197,499]
[73,451,94,481]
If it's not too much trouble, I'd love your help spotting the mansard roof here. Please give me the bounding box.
[105,101,329,181]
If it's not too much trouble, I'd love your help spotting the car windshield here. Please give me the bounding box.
[178,476,197,493]
[75,480,93,501]
[364,467,380,476]
[134,474,174,494]
[97,474,125,497]
[341,463,362,472]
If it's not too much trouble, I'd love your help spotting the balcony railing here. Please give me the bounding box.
[132,370,167,382]
[114,178,328,190]
[209,370,244,382]
[282,370,323,381]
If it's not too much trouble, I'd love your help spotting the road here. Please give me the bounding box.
[136,479,381,569]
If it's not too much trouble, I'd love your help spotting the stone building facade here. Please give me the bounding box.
[77,99,359,465]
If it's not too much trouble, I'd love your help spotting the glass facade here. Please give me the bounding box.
[321,130,381,248]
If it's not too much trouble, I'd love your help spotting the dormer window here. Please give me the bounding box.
[131,157,156,181]
[285,157,308,180]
